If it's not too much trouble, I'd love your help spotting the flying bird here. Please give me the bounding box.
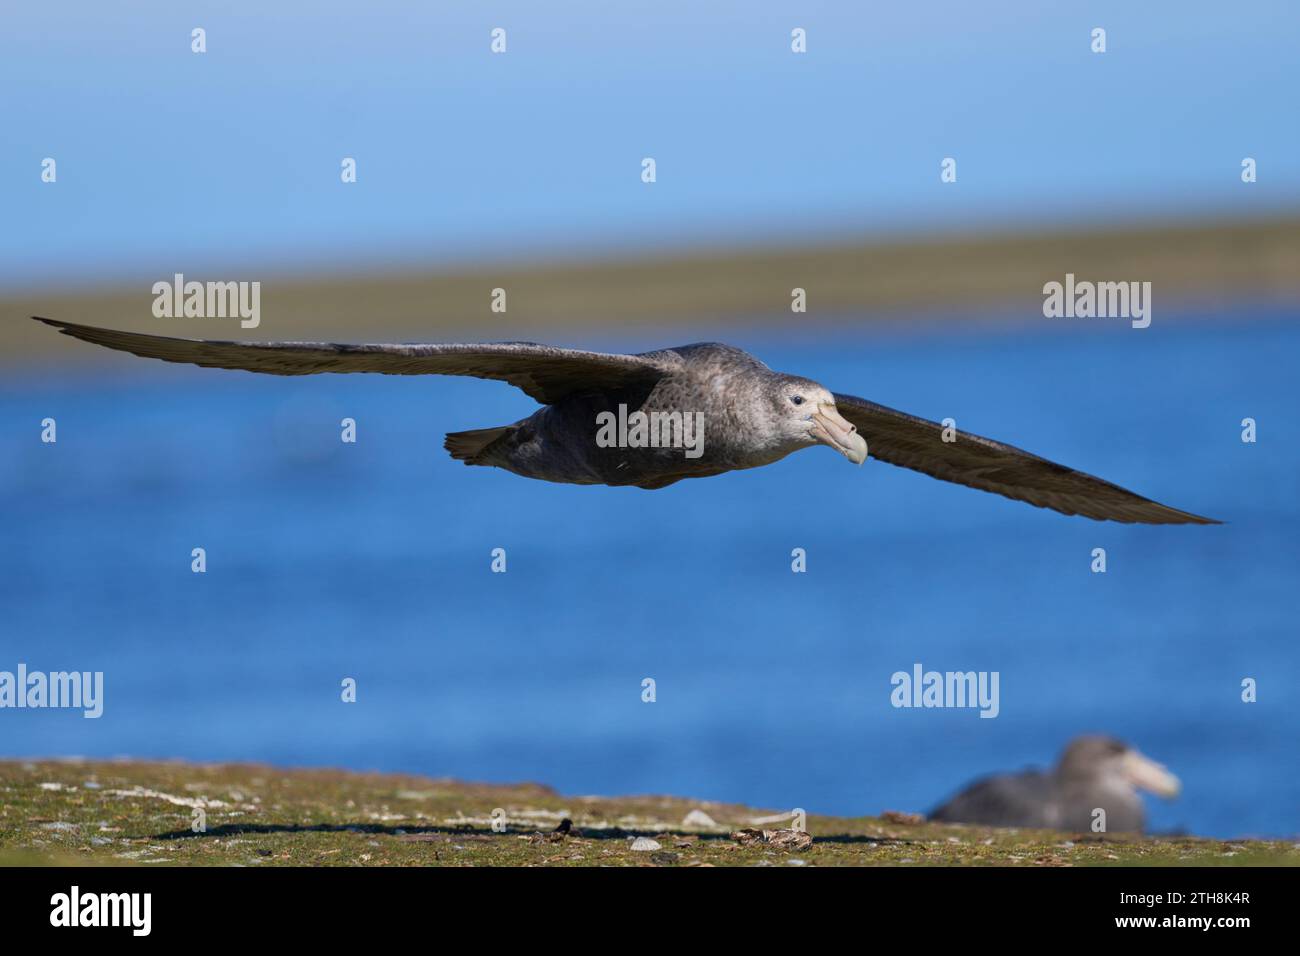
[928,736,1181,833]
[34,317,1217,524]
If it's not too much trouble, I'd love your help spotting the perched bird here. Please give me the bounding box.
[34,317,1217,523]
[928,736,1182,833]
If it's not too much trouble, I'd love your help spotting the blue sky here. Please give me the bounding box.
[2,1,1296,291]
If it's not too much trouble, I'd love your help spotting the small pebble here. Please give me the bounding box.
[682,809,718,828]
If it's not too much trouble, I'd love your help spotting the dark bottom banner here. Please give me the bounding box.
[0,864,1278,941]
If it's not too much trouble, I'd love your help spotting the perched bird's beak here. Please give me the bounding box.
[810,403,868,465]
[1121,750,1181,798]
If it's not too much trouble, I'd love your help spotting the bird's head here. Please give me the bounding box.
[1057,736,1181,799]
[767,376,868,464]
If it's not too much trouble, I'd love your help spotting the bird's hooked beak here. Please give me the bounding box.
[1120,750,1181,798]
[809,403,868,465]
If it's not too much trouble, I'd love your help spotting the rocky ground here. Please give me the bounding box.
[1,759,1294,867]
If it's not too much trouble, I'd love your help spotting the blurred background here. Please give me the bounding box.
[1,2,1297,838]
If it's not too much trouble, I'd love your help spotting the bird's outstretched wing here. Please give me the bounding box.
[834,392,1218,525]
[34,317,665,405]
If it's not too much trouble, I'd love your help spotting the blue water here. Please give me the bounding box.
[2,312,1297,838]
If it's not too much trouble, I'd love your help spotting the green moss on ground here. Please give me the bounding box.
[1,760,1294,867]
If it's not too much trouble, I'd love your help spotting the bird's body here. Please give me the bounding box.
[448,342,805,488]
[33,317,1219,523]
[928,765,1145,832]
[928,736,1181,833]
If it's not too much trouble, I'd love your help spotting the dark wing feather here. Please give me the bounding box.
[834,392,1218,525]
[34,317,664,405]
[929,771,1057,828]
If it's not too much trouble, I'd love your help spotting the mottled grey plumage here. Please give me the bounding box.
[34,317,1218,523]
[928,736,1181,833]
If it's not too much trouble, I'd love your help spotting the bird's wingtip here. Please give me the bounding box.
[32,316,96,339]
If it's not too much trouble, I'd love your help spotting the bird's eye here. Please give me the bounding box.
[790,395,805,406]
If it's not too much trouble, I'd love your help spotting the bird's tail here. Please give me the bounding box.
[444,425,513,464]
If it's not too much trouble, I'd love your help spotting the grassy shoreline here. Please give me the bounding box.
[2,759,1293,867]
[4,214,1298,366]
